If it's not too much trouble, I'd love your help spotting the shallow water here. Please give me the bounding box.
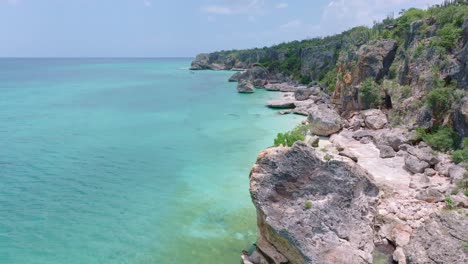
[0,58,303,263]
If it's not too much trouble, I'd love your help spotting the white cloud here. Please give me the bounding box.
[275,3,288,9]
[200,0,266,15]
[201,5,233,14]
[143,0,152,7]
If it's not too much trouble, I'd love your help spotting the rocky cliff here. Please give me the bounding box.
[191,3,468,264]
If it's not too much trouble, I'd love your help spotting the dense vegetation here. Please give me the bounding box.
[273,124,310,147]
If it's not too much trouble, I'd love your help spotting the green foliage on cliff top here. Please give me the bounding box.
[417,126,459,151]
[360,78,382,109]
[452,138,468,163]
[274,124,310,147]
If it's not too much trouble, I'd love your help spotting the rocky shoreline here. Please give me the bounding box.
[190,12,468,264]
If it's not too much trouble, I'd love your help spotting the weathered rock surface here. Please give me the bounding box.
[237,80,255,93]
[266,99,296,109]
[307,105,343,136]
[404,212,468,264]
[250,142,379,264]
[294,87,320,101]
[453,95,468,138]
[404,154,430,174]
[332,40,398,112]
[378,145,396,158]
[361,109,388,130]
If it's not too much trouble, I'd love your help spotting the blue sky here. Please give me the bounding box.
[0,0,442,57]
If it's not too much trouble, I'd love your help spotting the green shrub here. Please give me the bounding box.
[435,23,463,50]
[425,87,455,120]
[360,78,381,109]
[445,196,455,209]
[417,127,458,151]
[452,138,468,164]
[300,75,312,85]
[320,66,338,94]
[324,154,333,161]
[304,200,312,210]
[273,124,309,147]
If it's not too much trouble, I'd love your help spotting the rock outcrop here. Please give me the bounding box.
[332,40,398,112]
[307,105,343,136]
[249,142,379,264]
[237,80,255,93]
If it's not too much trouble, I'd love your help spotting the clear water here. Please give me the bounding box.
[0,58,303,263]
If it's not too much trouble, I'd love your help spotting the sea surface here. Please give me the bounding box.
[0,58,303,263]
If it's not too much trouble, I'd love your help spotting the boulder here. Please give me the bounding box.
[374,128,411,151]
[250,142,379,264]
[339,149,358,162]
[378,145,396,159]
[307,105,343,136]
[453,96,468,138]
[404,155,430,174]
[448,165,466,183]
[361,109,388,130]
[407,146,439,166]
[266,99,296,109]
[237,80,254,93]
[404,212,468,264]
[305,135,320,148]
[229,71,243,82]
[294,86,321,101]
[415,188,445,203]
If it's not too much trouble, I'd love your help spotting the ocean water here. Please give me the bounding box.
[0,58,303,263]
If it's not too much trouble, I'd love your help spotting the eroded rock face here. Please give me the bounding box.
[237,80,255,93]
[361,109,388,130]
[307,105,343,136]
[249,142,379,264]
[404,212,468,264]
[332,40,398,112]
[453,96,468,138]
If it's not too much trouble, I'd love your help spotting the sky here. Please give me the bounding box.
[0,0,444,57]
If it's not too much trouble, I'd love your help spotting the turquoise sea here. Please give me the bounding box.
[0,58,302,263]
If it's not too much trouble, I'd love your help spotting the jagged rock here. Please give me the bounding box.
[305,135,320,148]
[250,142,379,264]
[404,212,468,264]
[415,188,445,203]
[378,145,396,159]
[361,109,388,130]
[294,87,320,101]
[293,100,315,116]
[265,83,300,92]
[237,80,255,93]
[448,165,466,183]
[453,96,468,138]
[374,128,411,151]
[307,105,343,136]
[407,146,439,166]
[333,40,398,112]
[409,174,430,190]
[339,149,358,162]
[452,194,468,208]
[266,99,296,109]
[393,247,406,264]
[424,168,436,177]
[352,130,374,140]
[404,155,430,174]
[360,137,372,144]
[229,71,243,82]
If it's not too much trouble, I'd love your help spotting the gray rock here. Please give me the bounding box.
[307,105,343,136]
[250,142,379,264]
[228,71,243,82]
[294,87,321,101]
[448,165,466,183]
[237,80,255,93]
[404,212,468,264]
[378,145,396,159]
[352,130,374,140]
[361,109,388,130]
[454,96,468,138]
[339,149,358,162]
[415,188,445,203]
[305,135,320,148]
[266,99,296,109]
[404,155,430,174]
[374,128,411,151]
[407,146,439,166]
[424,168,436,177]
[360,137,372,144]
